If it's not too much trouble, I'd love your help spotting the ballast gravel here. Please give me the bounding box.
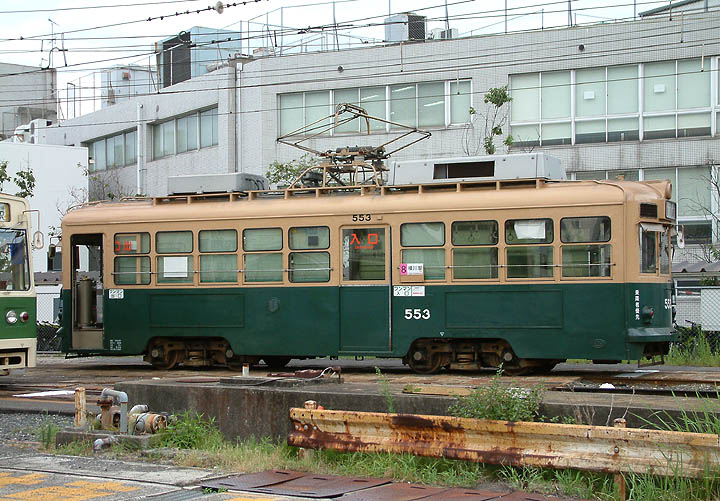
[0,411,72,442]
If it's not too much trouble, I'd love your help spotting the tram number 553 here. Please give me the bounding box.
[352,214,371,222]
[404,308,431,320]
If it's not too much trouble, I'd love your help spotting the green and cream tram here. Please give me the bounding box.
[59,176,675,374]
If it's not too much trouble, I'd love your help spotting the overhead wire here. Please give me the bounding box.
[0,0,711,88]
[0,0,208,15]
[11,36,719,128]
[2,13,717,99]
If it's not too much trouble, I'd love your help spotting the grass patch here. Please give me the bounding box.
[55,440,93,456]
[447,367,544,422]
[35,421,59,450]
[624,471,720,500]
[639,389,720,435]
[665,329,720,367]
[158,411,224,450]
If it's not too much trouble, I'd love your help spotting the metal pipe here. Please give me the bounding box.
[129,404,148,415]
[101,388,128,434]
[136,103,143,195]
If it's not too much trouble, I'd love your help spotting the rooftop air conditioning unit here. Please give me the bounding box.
[440,28,458,39]
[384,13,427,42]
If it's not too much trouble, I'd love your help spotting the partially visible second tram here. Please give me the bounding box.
[0,194,36,375]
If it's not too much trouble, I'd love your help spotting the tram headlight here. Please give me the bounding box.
[19,312,29,323]
[665,201,676,221]
[641,306,654,325]
[5,310,17,324]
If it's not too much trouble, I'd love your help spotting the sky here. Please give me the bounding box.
[0,0,670,117]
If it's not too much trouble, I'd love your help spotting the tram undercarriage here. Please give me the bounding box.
[403,338,563,375]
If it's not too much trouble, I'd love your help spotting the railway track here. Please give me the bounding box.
[1,355,719,411]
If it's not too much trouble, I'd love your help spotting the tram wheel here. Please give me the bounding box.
[408,353,443,374]
[151,350,180,370]
[262,356,291,369]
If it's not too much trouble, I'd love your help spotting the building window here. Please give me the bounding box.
[278,80,471,136]
[572,166,717,245]
[88,129,137,172]
[152,107,218,160]
[200,108,219,147]
[510,58,715,146]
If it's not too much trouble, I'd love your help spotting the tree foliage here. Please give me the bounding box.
[0,160,36,198]
[463,85,513,156]
[265,154,318,187]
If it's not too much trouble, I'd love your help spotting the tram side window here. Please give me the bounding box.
[660,229,670,275]
[243,228,283,283]
[640,227,657,274]
[451,220,498,280]
[113,233,150,285]
[289,226,330,250]
[560,217,611,278]
[156,231,193,284]
[400,222,446,280]
[505,219,553,279]
[199,229,237,283]
[289,252,330,282]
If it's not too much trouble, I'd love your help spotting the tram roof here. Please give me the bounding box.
[62,179,670,227]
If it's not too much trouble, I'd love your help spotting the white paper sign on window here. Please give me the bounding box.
[400,263,424,275]
[514,220,546,240]
[163,256,188,278]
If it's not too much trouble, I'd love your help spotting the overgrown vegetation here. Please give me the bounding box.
[665,327,720,367]
[44,387,720,499]
[447,367,544,422]
[157,411,224,450]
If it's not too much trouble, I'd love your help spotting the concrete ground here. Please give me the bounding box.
[0,449,318,500]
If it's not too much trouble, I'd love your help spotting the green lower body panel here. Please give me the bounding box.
[0,296,36,341]
[60,281,675,362]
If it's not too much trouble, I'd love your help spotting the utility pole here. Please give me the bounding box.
[505,0,508,33]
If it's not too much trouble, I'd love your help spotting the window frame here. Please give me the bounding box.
[279,79,472,137]
[510,58,716,147]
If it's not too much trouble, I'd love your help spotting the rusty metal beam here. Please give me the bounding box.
[288,408,720,478]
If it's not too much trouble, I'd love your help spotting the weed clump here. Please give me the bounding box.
[447,367,544,422]
[158,411,224,450]
[375,367,395,413]
[36,421,59,450]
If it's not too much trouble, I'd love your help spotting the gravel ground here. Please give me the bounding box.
[0,412,72,442]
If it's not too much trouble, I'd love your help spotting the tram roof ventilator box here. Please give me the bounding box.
[167,172,269,195]
[388,153,566,185]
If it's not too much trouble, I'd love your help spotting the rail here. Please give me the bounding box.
[288,408,720,479]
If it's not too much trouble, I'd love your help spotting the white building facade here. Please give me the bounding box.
[44,10,720,258]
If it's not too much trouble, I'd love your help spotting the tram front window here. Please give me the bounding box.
[0,229,30,291]
[640,226,657,273]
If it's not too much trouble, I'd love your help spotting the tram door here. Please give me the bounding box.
[339,226,392,354]
[70,234,104,350]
